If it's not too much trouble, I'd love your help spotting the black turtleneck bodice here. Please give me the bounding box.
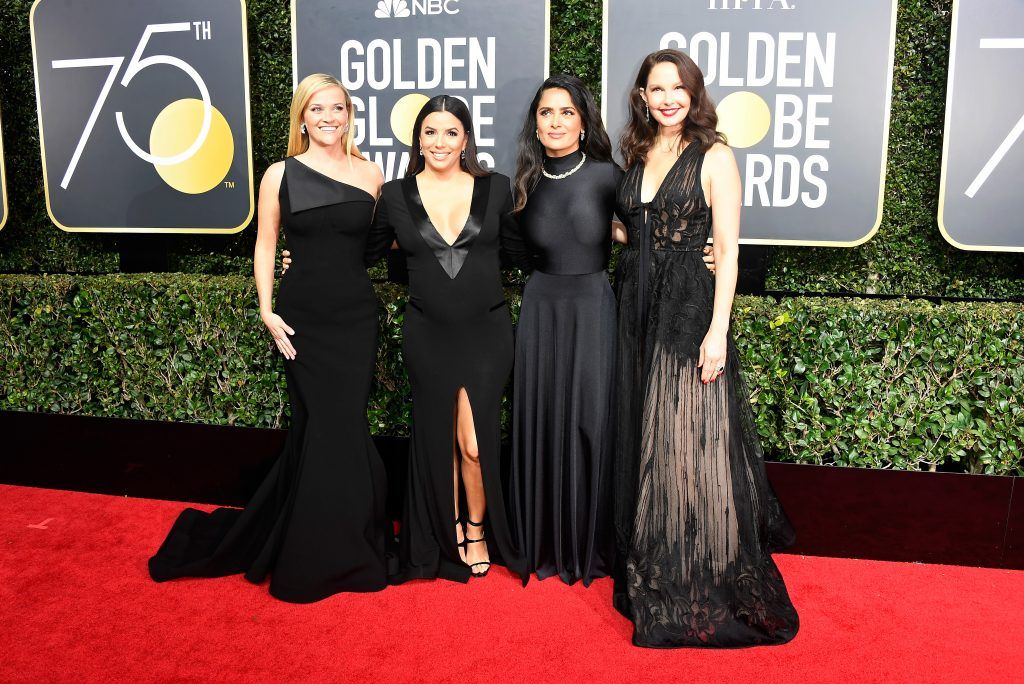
[519,149,623,275]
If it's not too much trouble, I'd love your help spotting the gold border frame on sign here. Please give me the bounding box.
[936,0,1023,252]
[29,0,255,234]
[0,106,8,231]
[291,1,552,100]
[601,0,899,247]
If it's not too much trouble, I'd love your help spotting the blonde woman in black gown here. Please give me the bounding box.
[365,96,529,582]
[149,74,389,602]
[613,50,800,647]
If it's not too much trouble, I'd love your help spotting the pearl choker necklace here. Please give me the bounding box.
[541,152,586,180]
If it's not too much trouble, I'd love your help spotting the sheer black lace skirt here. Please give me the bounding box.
[612,248,799,648]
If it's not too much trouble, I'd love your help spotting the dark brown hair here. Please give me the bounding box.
[404,95,491,177]
[512,74,615,213]
[619,49,725,169]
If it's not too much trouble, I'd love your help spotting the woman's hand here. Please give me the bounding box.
[262,311,297,360]
[702,245,716,275]
[281,250,292,274]
[698,329,727,384]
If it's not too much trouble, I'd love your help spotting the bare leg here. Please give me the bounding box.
[456,387,489,575]
[452,398,466,562]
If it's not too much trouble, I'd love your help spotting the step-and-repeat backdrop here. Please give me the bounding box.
[939,0,1024,252]
[293,0,549,180]
[17,0,1021,251]
[30,0,254,233]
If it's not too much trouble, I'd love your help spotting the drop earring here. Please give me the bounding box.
[580,130,585,141]
[300,123,307,134]
[461,150,466,160]
[645,103,650,122]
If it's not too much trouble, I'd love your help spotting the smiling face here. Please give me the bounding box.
[536,87,583,158]
[641,61,692,130]
[418,110,467,173]
[302,85,350,148]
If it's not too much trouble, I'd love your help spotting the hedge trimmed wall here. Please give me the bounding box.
[2,275,1021,475]
[0,0,1022,295]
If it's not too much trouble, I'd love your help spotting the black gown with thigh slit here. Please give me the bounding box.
[365,172,529,584]
[613,144,799,647]
[148,157,389,603]
[509,150,622,586]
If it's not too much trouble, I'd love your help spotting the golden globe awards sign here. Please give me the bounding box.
[603,0,898,246]
[292,0,549,180]
[938,0,1024,252]
[30,0,254,233]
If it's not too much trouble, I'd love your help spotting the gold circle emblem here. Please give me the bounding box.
[715,91,771,149]
[390,93,431,147]
[150,99,234,194]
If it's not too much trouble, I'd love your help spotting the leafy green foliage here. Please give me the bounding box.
[2,275,1020,474]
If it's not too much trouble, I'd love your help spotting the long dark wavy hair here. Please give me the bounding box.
[619,49,725,170]
[404,94,491,177]
[512,74,614,212]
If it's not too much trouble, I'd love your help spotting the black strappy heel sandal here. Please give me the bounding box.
[464,519,491,577]
[455,518,467,563]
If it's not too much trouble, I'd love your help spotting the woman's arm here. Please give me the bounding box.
[699,143,741,383]
[499,183,533,270]
[364,192,398,266]
[611,219,628,244]
[254,162,297,359]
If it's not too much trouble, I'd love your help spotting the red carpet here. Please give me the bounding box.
[0,484,1020,682]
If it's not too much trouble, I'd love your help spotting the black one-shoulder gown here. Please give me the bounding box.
[148,157,389,603]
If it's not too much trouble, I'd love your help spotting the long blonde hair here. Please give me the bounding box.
[287,73,364,159]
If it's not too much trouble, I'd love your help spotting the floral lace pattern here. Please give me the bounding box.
[612,146,799,648]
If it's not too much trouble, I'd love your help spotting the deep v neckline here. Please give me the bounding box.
[402,174,491,280]
[638,142,692,205]
[415,175,477,246]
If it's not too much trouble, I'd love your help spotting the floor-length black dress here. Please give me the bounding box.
[509,150,621,586]
[365,172,529,583]
[613,143,799,647]
[148,157,389,603]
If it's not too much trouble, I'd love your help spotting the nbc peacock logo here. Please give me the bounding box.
[374,0,411,18]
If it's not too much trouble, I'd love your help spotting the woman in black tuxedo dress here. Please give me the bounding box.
[365,95,530,582]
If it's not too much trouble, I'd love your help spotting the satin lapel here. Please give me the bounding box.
[401,174,490,280]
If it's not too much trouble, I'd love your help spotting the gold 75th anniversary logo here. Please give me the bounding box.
[31,0,253,233]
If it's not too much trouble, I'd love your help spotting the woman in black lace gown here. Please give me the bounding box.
[149,75,389,603]
[613,50,799,647]
[364,96,529,583]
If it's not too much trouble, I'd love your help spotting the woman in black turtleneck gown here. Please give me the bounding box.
[509,76,715,587]
[508,76,624,586]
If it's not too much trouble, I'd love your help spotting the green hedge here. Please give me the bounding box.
[2,274,1020,475]
[2,0,1023,296]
